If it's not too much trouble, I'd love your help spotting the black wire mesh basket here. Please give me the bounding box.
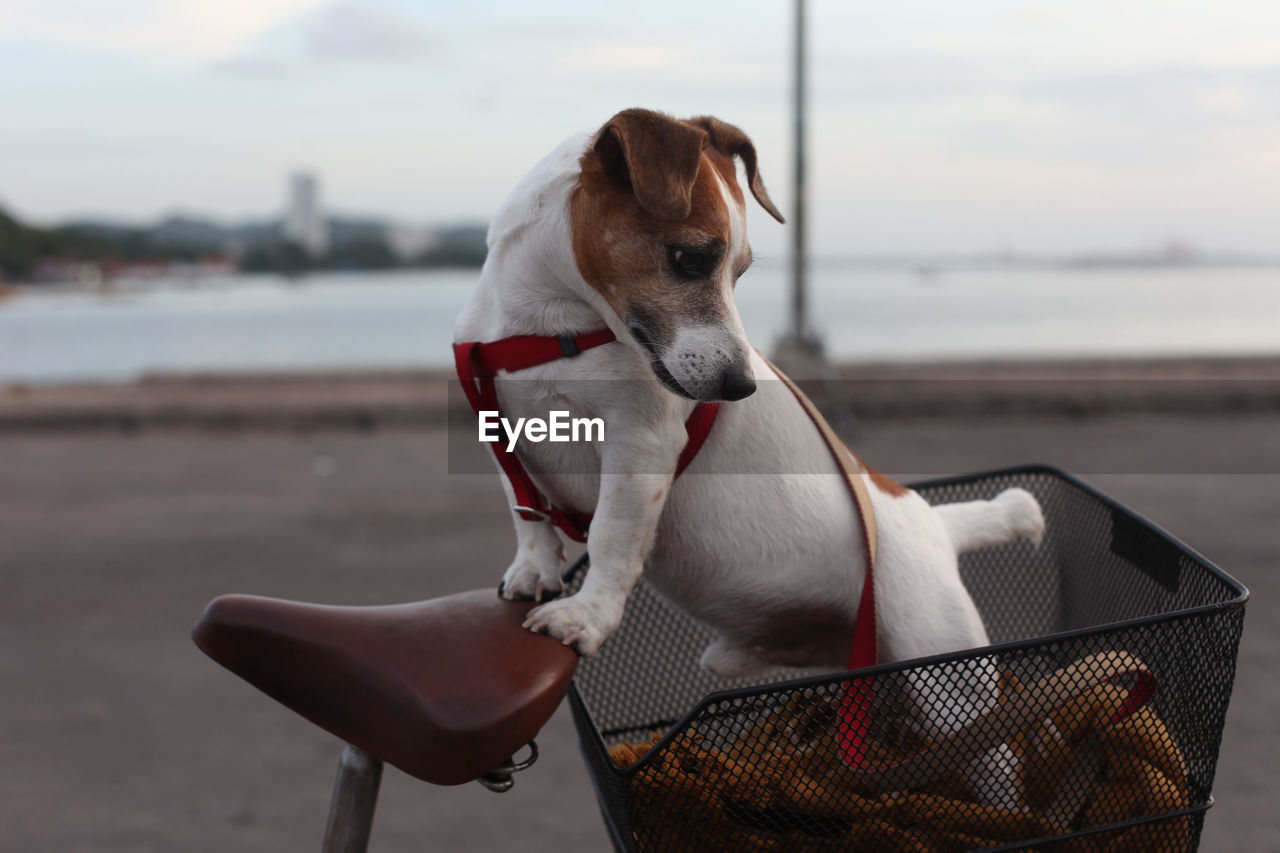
[566,466,1247,852]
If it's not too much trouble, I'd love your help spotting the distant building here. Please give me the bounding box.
[282,172,328,257]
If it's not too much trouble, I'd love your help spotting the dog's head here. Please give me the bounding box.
[570,109,784,402]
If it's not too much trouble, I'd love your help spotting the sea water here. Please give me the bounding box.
[1,263,1277,384]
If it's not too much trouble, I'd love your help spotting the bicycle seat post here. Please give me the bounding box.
[321,743,383,853]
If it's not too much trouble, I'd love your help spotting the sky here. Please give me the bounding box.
[2,0,1279,257]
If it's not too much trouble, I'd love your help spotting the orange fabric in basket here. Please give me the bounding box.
[608,676,1190,852]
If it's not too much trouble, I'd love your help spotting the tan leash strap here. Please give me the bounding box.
[759,353,877,565]
[760,352,881,763]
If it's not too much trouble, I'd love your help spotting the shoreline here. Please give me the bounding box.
[3,354,1279,431]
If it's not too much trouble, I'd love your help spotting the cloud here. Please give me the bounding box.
[0,0,332,63]
[206,55,292,78]
[815,54,1028,102]
[210,0,439,75]
[958,64,1280,171]
[803,52,1280,175]
[299,0,436,60]
[550,39,681,74]
[1025,65,1280,126]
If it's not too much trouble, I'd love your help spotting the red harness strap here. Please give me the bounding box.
[454,329,719,543]
[762,353,879,766]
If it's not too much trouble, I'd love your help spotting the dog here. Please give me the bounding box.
[454,108,1045,807]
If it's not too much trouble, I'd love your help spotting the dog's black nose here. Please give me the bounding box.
[719,368,757,401]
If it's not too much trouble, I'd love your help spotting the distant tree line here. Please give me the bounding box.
[240,226,488,274]
[1,207,62,278]
[0,207,487,282]
[1,207,202,279]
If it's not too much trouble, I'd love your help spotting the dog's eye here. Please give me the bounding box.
[668,247,714,279]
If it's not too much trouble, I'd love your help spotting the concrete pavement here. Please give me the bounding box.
[1,409,1276,851]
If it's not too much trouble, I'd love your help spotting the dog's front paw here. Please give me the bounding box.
[522,595,621,657]
[500,544,565,602]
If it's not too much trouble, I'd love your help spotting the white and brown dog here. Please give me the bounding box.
[454,108,1044,805]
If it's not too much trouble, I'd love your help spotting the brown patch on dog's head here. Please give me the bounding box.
[569,109,783,401]
[590,109,708,221]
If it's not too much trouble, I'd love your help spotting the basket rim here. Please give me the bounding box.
[569,463,1249,781]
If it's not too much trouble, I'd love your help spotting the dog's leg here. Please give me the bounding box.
[898,657,1024,809]
[499,517,566,602]
[934,487,1045,553]
[700,636,771,679]
[496,473,566,602]
[523,431,679,656]
[924,487,1043,809]
[875,493,1029,810]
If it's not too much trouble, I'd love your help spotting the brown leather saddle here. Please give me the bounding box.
[192,590,578,786]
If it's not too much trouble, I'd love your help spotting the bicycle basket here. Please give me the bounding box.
[567,466,1247,852]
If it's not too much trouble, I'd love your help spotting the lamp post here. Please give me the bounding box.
[791,0,810,347]
[776,0,856,438]
[777,0,824,363]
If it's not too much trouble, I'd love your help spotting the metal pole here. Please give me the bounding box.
[791,0,809,346]
[321,743,383,853]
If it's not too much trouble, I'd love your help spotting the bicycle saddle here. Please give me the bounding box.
[192,590,578,786]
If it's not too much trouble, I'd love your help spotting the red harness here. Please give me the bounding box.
[455,330,884,764]
[453,329,719,543]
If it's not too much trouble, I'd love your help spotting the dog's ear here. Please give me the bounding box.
[593,109,707,221]
[686,116,786,224]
